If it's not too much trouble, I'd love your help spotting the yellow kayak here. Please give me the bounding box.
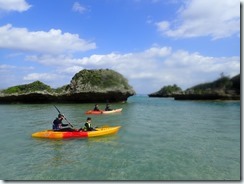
[32,126,121,139]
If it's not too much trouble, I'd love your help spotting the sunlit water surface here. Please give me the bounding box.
[0,96,240,180]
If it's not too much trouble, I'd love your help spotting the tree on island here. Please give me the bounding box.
[185,73,236,95]
[148,73,240,100]
[148,84,182,97]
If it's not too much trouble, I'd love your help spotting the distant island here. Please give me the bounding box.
[0,69,135,103]
[149,74,240,100]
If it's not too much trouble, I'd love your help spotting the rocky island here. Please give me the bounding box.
[148,84,182,97]
[149,74,240,100]
[0,69,135,103]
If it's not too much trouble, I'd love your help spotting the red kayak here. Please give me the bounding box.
[85,108,123,115]
[85,110,103,114]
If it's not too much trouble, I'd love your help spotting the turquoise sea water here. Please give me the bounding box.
[0,96,240,180]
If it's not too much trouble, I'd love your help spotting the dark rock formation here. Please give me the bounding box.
[175,74,240,100]
[0,92,55,103]
[0,69,135,103]
[174,93,240,100]
[149,74,240,100]
[61,69,135,103]
[148,84,182,97]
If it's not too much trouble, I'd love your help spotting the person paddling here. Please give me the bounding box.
[79,117,96,131]
[52,114,75,132]
[93,104,100,111]
[104,104,113,111]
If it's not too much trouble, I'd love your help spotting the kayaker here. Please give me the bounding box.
[93,104,100,111]
[81,117,96,131]
[105,104,113,111]
[52,114,74,132]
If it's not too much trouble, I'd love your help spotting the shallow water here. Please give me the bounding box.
[0,96,240,180]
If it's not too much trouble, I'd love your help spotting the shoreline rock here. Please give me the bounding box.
[148,84,182,98]
[148,74,240,101]
[174,94,240,100]
[0,69,135,103]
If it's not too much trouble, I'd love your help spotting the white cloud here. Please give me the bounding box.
[156,0,240,39]
[0,64,16,70]
[0,64,34,73]
[144,47,171,57]
[61,66,84,74]
[0,0,31,12]
[24,46,240,93]
[0,24,96,54]
[155,21,169,31]
[72,2,86,14]
[25,54,75,66]
[23,73,60,82]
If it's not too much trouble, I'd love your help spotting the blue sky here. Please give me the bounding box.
[0,0,240,94]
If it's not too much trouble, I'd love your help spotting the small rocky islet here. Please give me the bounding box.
[0,69,135,103]
[148,74,240,100]
[0,70,240,103]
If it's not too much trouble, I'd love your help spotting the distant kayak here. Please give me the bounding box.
[32,126,121,139]
[85,108,123,114]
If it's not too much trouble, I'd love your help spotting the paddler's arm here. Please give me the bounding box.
[61,123,69,127]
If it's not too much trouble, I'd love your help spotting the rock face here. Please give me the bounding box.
[0,69,135,103]
[174,93,240,100]
[175,74,240,100]
[149,74,240,100]
[61,69,135,102]
[148,84,182,97]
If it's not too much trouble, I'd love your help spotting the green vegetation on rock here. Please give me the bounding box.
[67,69,134,93]
[0,69,135,103]
[186,74,240,95]
[149,73,240,100]
[149,84,182,97]
[2,81,53,94]
[54,85,69,93]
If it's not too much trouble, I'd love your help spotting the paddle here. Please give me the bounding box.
[53,105,74,128]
